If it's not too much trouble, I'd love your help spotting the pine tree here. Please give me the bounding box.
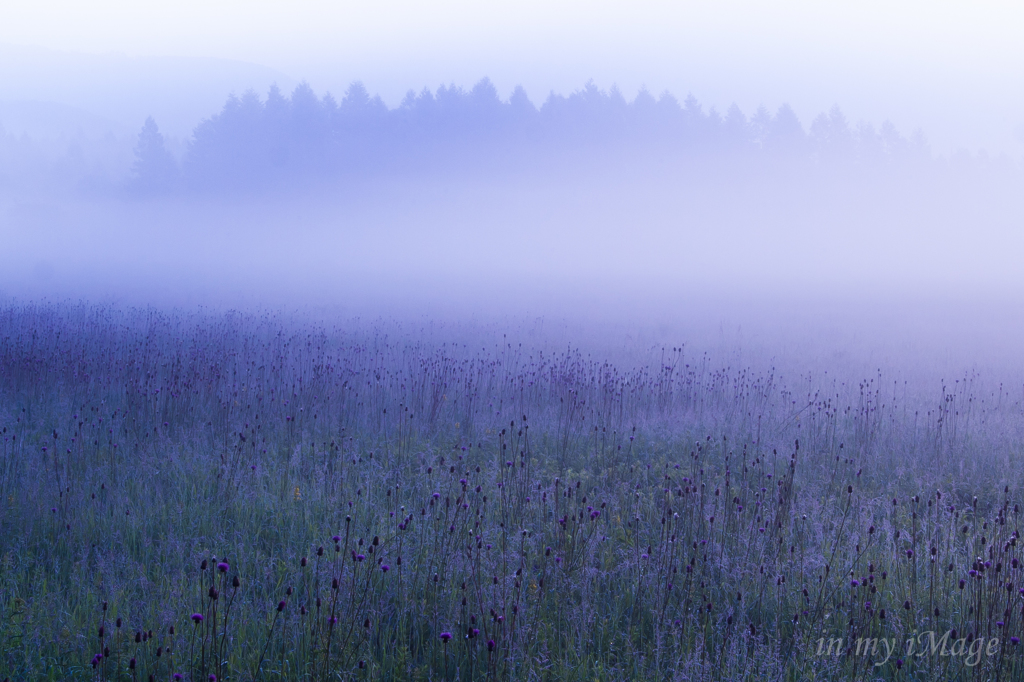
[131,117,178,193]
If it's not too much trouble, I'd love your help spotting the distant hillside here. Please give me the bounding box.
[0,43,296,138]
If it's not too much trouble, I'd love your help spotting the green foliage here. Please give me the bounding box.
[0,304,1021,680]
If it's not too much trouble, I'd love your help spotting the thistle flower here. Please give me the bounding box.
[191,613,203,624]
[440,632,452,642]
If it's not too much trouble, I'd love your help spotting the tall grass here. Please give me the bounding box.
[1,303,1022,680]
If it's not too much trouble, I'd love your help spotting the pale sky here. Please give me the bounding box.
[3,0,1024,154]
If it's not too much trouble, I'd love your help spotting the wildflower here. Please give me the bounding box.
[217,562,229,573]
[440,632,452,642]
[191,614,203,624]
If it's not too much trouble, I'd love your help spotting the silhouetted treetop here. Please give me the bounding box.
[130,116,178,193]
[177,79,928,192]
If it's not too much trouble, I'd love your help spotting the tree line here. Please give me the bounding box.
[132,78,932,192]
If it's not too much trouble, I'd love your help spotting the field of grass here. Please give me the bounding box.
[1,303,1023,681]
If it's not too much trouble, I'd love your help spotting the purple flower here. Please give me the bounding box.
[440,632,452,642]
[191,613,204,624]
[217,562,229,573]
[381,564,390,572]
[850,580,860,587]
[1012,637,1020,645]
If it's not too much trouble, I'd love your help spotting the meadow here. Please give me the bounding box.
[1,302,1022,681]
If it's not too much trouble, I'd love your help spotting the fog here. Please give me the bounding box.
[2,3,1023,386]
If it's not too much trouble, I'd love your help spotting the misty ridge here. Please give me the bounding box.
[2,77,1021,198]
[3,75,1023,309]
